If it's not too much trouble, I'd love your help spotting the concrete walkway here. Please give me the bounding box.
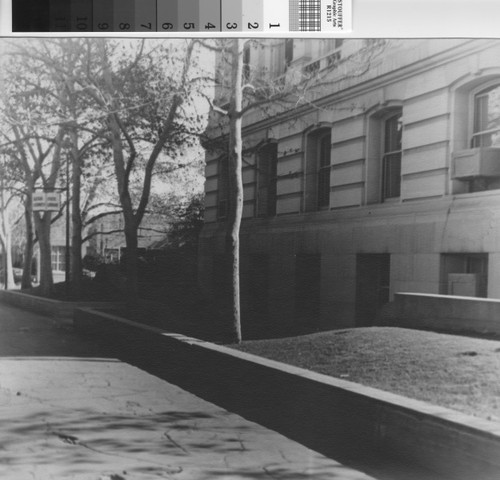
[0,303,451,480]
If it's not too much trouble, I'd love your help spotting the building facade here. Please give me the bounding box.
[199,39,500,336]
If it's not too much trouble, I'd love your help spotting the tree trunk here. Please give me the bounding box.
[70,129,83,298]
[0,178,14,290]
[4,233,14,289]
[124,220,139,300]
[225,39,245,343]
[0,237,14,290]
[34,212,53,296]
[21,203,34,289]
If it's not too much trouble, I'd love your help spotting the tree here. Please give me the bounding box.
[203,39,387,342]
[0,157,21,289]
[5,38,113,298]
[76,38,206,298]
[1,38,209,299]
[0,52,67,295]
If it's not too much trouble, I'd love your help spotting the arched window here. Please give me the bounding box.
[317,132,332,207]
[304,127,332,211]
[381,111,403,200]
[471,84,500,148]
[366,105,403,204]
[451,78,500,193]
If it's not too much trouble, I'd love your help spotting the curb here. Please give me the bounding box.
[387,293,500,336]
[0,290,122,325]
[75,307,500,480]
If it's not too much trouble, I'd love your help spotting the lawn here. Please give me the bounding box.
[232,327,500,423]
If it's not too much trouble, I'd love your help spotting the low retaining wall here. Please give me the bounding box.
[75,307,500,480]
[0,290,121,325]
[386,292,500,336]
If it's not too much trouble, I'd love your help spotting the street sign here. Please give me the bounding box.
[33,191,61,212]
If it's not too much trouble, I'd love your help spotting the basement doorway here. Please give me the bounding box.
[295,253,321,331]
[356,254,391,326]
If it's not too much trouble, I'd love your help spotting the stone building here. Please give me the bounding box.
[199,39,500,337]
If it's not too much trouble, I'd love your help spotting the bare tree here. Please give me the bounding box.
[202,39,387,342]
[0,160,20,289]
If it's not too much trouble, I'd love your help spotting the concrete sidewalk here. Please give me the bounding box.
[0,303,450,480]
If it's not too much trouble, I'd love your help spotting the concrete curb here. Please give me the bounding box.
[382,292,500,336]
[0,290,122,325]
[74,307,500,480]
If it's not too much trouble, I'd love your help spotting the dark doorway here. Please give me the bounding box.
[295,253,321,330]
[245,254,270,337]
[356,254,390,326]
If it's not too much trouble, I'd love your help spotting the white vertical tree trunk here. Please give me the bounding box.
[225,39,245,343]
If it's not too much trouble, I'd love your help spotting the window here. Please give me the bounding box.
[217,155,229,219]
[319,39,344,52]
[317,133,332,208]
[451,79,500,193]
[285,39,294,69]
[243,43,251,82]
[257,143,278,217]
[471,84,500,148]
[304,128,332,211]
[441,253,488,298]
[51,246,66,272]
[366,106,403,204]
[381,111,403,200]
[104,248,120,264]
[356,254,391,326]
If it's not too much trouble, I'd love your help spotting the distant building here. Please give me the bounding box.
[199,39,500,335]
[46,213,169,283]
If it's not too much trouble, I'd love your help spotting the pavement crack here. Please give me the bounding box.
[45,423,178,469]
[163,431,189,454]
[55,432,79,445]
[237,436,247,451]
[279,450,293,463]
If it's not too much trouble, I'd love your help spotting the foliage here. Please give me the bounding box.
[82,252,105,272]
[0,38,208,297]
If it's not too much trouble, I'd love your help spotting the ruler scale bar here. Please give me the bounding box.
[199,0,220,32]
[11,0,351,32]
[72,0,92,32]
[178,0,199,32]
[93,0,113,32]
[113,0,134,32]
[135,0,157,31]
[157,0,178,32]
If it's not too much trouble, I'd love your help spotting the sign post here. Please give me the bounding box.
[33,189,68,292]
[32,191,61,212]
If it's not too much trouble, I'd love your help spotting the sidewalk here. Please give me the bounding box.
[0,303,450,480]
